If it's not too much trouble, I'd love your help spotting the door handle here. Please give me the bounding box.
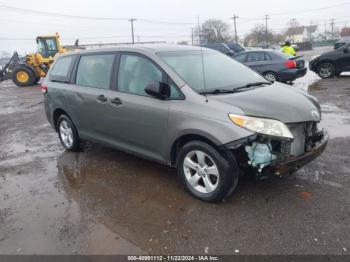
[110,97,122,106]
[97,94,107,103]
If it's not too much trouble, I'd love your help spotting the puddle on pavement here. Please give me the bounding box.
[52,143,301,254]
[319,104,350,138]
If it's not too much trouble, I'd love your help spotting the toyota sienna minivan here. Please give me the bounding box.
[43,45,328,202]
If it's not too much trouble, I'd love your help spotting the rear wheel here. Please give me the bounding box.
[317,63,335,79]
[57,115,80,151]
[176,141,238,202]
[263,72,278,82]
[12,65,37,87]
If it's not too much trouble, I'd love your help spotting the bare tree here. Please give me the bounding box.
[195,19,232,44]
[0,51,11,58]
[177,40,189,45]
[244,24,274,46]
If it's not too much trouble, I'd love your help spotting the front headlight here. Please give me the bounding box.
[311,55,320,61]
[229,114,294,139]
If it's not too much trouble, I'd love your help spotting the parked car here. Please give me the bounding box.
[201,43,235,57]
[226,43,246,53]
[43,45,327,202]
[233,50,307,83]
[309,43,350,78]
[334,36,350,50]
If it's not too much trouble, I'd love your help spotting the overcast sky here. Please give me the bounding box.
[0,0,349,54]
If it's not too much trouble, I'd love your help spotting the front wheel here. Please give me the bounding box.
[176,141,238,202]
[12,65,37,87]
[317,63,335,79]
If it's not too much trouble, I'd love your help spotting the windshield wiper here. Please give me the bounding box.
[199,82,271,95]
[233,81,272,91]
[199,89,235,95]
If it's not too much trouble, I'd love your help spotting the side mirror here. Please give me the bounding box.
[145,82,170,100]
[344,46,349,54]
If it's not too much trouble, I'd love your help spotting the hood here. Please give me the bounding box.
[210,83,321,123]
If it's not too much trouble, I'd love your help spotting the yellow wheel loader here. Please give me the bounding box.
[0,34,68,87]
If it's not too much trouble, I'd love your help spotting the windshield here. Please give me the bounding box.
[158,50,266,93]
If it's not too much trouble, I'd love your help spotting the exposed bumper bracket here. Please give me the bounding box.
[273,131,329,176]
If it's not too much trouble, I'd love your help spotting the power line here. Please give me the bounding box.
[270,1,350,16]
[233,2,350,25]
[0,4,196,25]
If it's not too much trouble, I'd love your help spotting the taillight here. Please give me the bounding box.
[40,85,48,94]
[284,60,297,69]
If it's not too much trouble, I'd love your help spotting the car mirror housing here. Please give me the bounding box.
[145,82,171,100]
[344,46,349,54]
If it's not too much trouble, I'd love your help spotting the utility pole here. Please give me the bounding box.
[289,18,297,41]
[197,16,201,45]
[330,18,335,40]
[265,15,269,48]
[231,15,239,44]
[128,18,136,44]
[191,28,194,45]
[324,21,327,40]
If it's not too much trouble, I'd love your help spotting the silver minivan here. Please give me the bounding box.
[43,45,328,202]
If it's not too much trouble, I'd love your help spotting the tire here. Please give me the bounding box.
[317,63,335,79]
[263,72,278,82]
[57,115,80,151]
[176,141,238,202]
[12,65,37,87]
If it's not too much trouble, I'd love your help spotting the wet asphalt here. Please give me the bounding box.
[0,47,350,255]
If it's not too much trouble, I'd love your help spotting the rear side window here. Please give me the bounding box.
[76,54,115,89]
[49,56,74,82]
[247,52,265,62]
[264,53,272,61]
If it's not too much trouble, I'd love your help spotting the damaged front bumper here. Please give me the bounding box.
[272,131,328,175]
[223,126,329,177]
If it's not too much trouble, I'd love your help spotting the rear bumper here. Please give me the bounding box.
[278,67,307,82]
[273,131,328,175]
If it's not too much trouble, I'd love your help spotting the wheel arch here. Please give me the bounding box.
[170,133,221,166]
[317,60,338,70]
[53,108,69,131]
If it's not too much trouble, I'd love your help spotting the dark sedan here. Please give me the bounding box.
[233,50,307,83]
[309,44,350,78]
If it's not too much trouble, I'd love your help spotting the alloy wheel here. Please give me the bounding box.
[59,120,74,148]
[319,64,334,78]
[183,150,219,194]
[264,73,276,82]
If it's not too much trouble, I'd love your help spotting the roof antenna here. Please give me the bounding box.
[198,16,208,103]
